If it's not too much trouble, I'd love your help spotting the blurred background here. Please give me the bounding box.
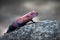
[0,0,60,36]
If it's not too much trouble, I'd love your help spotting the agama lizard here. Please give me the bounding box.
[6,11,38,33]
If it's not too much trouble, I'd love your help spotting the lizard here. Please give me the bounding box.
[6,11,38,33]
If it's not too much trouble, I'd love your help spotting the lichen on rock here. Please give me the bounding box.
[1,20,60,40]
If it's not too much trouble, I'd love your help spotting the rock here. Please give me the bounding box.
[1,20,60,40]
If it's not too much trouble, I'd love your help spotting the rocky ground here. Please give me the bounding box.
[0,20,60,40]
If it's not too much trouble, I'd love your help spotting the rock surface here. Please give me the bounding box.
[1,20,60,40]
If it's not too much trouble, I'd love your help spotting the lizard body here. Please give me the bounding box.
[6,11,38,33]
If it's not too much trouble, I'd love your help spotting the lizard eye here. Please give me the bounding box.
[31,13,34,15]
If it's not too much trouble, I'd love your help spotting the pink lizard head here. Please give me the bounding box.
[30,11,38,18]
[24,11,38,19]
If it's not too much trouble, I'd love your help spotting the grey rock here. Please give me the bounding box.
[1,20,60,40]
